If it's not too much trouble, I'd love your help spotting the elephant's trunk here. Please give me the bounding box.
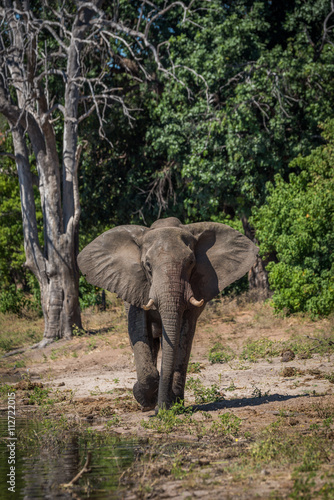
[154,269,190,409]
[158,302,183,409]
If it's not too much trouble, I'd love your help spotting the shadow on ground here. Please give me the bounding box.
[192,393,307,412]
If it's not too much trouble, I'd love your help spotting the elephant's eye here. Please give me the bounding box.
[188,253,195,266]
[145,261,152,274]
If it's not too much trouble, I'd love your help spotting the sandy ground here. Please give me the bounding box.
[5,301,332,412]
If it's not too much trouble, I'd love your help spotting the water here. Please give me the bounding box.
[0,417,137,499]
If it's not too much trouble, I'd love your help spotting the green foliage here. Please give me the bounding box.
[250,419,332,471]
[0,173,25,287]
[210,413,241,436]
[142,0,334,222]
[75,0,334,230]
[0,127,43,315]
[78,276,107,310]
[208,342,236,364]
[0,285,27,315]
[252,119,334,316]
[141,400,193,434]
[251,385,270,398]
[240,334,334,362]
[240,338,280,362]
[0,384,16,399]
[193,383,224,405]
[187,361,201,373]
[28,386,54,406]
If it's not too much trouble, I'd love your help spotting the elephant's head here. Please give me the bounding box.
[77,217,258,408]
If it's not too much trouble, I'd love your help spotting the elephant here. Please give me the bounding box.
[77,217,258,411]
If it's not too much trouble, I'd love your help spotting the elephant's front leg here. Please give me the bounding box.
[172,309,202,403]
[126,303,160,411]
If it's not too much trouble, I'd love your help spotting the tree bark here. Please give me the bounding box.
[9,122,82,341]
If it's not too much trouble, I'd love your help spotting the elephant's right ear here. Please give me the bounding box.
[77,225,149,308]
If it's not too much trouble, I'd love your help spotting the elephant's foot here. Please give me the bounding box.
[156,390,181,411]
[133,376,159,409]
[141,404,156,412]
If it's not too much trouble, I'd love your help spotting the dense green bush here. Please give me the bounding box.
[0,285,27,315]
[78,276,107,310]
[251,120,334,316]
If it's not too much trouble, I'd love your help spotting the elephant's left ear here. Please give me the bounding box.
[185,222,259,302]
[77,225,149,307]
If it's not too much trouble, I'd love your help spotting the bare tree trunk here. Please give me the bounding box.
[241,216,270,298]
[10,123,82,342]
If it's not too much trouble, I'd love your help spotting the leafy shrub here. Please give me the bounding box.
[208,342,236,364]
[240,338,280,362]
[193,383,224,404]
[251,120,334,317]
[0,276,42,316]
[211,413,241,436]
[0,285,27,314]
[141,400,193,433]
[78,275,108,310]
[187,361,201,373]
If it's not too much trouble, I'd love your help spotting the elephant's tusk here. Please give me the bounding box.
[143,298,155,310]
[189,296,204,308]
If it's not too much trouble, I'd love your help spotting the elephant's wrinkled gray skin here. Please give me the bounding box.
[77,217,258,410]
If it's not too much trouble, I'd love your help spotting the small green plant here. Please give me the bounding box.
[14,360,26,368]
[50,349,58,360]
[185,376,202,391]
[113,378,120,384]
[325,372,334,384]
[225,380,237,392]
[233,363,251,370]
[87,338,97,350]
[211,413,241,436]
[208,342,236,364]
[99,406,115,418]
[323,416,333,429]
[141,401,192,433]
[187,362,201,373]
[90,386,102,396]
[0,384,16,399]
[72,324,85,336]
[194,384,224,404]
[171,457,189,480]
[251,385,270,398]
[106,415,121,426]
[240,338,280,362]
[28,386,54,406]
[289,473,317,500]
